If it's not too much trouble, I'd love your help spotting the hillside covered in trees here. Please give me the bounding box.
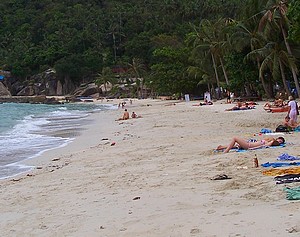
[0,0,299,99]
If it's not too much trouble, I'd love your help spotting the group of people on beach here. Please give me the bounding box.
[225,101,256,111]
[263,99,287,110]
[117,109,142,121]
[217,95,299,153]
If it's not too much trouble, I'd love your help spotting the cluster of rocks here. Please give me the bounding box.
[1,69,76,97]
[0,68,144,104]
[0,69,105,103]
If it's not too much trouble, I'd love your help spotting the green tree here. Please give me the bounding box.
[189,19,232,98]
[259,0,300,97]
[288,0,300,43]
[95,67,116,95]
[127,58,146,98]
[230,20,274,98]
[246,40,297,96]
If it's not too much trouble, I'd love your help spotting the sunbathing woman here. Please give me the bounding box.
[216,136,285,153]
[225,102,255,111]
[263,99,287,111]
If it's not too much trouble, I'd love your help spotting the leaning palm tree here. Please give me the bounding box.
[231,20,274,98]
[190,18,232,95]
[246,40,297,96]
[259,0,300,97]
[188,22,221,98]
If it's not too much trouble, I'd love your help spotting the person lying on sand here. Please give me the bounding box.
[216,136,285,153]
[263,99,287,111]
[116,109,130,120]
[225,102,254,111]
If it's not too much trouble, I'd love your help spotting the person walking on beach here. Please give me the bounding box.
[287,96,298,127]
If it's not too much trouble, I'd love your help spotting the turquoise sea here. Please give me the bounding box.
[0,102,116,179]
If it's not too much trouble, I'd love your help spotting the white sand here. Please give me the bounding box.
[1,99,300,236]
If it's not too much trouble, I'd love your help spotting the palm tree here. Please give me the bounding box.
[231,20,274,98]
[95,67,115,96]
[127,58,146,98]
[189,23,219,98]
[259,0,300,97]
[246,40,297,96]
[187,44,218,99]
[190,19,232,97]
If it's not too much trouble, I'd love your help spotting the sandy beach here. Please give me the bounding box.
[1,99,300,236]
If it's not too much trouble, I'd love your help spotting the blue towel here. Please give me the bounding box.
[294,126,300,132]
[261,162,300,168]
[260,128,273,134]
[277,153,300,161]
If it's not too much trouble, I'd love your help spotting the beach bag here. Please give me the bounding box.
[275,125,289,133]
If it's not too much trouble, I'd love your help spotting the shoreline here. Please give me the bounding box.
[0,101,116,180]
[1,99,300,236]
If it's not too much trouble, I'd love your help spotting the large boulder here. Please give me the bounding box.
[0,82,11,96]
[73,83,99,97]
[17,85,35,96]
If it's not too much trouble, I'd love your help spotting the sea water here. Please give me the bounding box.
[0,102,117,179]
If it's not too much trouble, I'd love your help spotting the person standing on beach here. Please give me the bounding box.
[287,96,298,127]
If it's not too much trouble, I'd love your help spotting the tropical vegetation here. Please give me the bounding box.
[0,0,299,99]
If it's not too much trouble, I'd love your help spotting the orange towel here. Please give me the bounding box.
[262,167,300,176]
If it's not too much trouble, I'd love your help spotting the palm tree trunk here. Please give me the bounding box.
[279,60,291,96]
[257,58,272,98]
[211,52,221,99]
[207,82,211,95]
[220,57,229,85]
[280,23,300,98]
[104,83,107,95]
[211,52,220,87]
[140,78,144,99]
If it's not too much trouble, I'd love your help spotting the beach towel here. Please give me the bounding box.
[277,153,300,161]
[260,128,272,134]
[284,187,300,200]
[214,143,285,153]
[214,147,247,153]
[294,126,300,132]
[258,132,285,136]
[275,125,289,132]
[261,161,300,168]
[275,174,300,184]
[262,167,300,176]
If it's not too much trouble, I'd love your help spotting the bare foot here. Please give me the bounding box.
[216,145,226,151]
